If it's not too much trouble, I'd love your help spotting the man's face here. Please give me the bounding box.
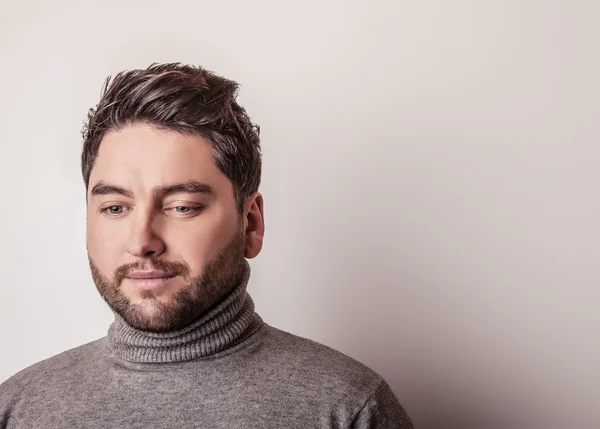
[86,123,247,332]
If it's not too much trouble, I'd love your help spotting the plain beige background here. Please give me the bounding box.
[1,1,598,428]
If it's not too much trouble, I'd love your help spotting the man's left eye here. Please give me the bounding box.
[171,206,202,214]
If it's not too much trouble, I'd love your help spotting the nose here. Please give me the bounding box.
[126,209,166,258]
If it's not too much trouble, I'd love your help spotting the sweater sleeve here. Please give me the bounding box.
[350,381,414,429]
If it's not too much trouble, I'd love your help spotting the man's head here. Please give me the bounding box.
[82,64,264,333]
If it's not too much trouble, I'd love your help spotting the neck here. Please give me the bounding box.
[107,259,263,363]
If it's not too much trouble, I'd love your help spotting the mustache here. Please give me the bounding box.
[114,260,190,283]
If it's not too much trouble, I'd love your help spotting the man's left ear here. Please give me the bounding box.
[243,192,265,259]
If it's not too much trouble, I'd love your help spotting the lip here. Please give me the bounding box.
[127,271,175,279]
[126,271,177,291]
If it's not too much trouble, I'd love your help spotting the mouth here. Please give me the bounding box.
[125,274,178,291]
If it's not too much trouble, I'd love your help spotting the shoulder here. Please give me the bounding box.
[255,325,385,396]
[242,325,414,426]
[0,337,107,396]
[0,338,107,427]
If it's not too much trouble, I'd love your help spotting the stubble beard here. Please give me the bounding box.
[89,229,246,333]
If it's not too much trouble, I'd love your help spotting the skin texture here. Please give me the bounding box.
[86,123,264,332]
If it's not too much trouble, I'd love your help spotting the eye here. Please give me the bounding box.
[169,205,203,215]
[101,205,126,215]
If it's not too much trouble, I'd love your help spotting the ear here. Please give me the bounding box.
[243,192,265,259]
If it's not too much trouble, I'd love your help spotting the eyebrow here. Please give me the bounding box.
[90,180,215,199]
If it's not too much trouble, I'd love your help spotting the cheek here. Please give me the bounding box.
[173,227,223,263]
[86,222,121,269]
[171,216,237,270]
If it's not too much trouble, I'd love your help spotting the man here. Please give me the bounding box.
[0,63,413,428]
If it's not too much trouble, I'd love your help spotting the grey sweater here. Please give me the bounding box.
[0,264,413,428]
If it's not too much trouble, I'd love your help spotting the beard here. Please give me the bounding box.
[88,228,247,333]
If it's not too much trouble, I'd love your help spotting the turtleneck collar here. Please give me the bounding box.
[107,259,263,364]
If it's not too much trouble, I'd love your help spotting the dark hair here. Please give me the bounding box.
[81,63,261,212]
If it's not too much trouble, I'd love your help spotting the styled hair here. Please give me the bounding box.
[81,63,261,212]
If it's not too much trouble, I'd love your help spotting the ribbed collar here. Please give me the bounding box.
[107,260,263,363]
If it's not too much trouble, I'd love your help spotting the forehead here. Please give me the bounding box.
[89,123,230,194]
